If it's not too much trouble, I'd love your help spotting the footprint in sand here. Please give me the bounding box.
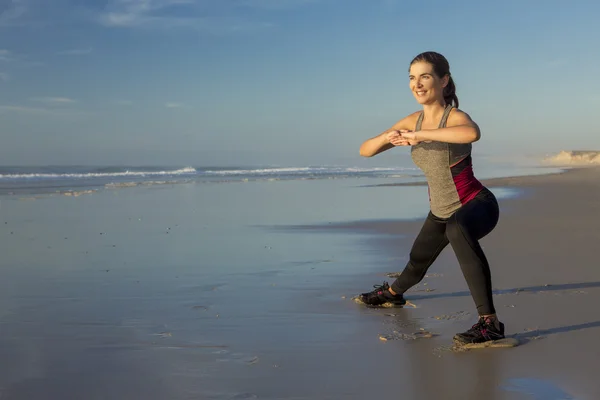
[352,296,418,308]
[432,337,520,356]
[521,328,545,341]
[412,288,436,293]
[431,311,471,321]
[216,352,260,365]
[452,337,520,351]
[379,329,436,341]
[382,316,424,330]
[152,332,172,338]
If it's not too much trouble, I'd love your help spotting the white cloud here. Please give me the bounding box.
[30,97,77,104]
[56,47,93,56]
[99,0,197,28]
[234,0,320,10]
[0,72,9,82]
[99,12,197,28]
[1,0,321,33]
[95,0,317,32]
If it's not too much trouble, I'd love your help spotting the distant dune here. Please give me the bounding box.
[543,150,600,165]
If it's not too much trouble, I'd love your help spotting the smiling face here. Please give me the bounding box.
[409,61,449,105]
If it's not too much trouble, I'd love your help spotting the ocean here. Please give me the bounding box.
[0,154,560,197]
[0,156,566,398]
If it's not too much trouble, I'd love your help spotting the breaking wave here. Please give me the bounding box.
[0,167,196,180]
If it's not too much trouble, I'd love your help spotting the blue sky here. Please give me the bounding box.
[1,0,599,166]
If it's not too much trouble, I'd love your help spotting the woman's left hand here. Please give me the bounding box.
[399,131,417,141]
[400,130,430,144]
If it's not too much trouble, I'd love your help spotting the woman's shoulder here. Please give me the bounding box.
[446,107,477,126]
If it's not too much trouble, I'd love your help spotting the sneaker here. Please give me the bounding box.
[453,316,505,344]
[357,282,406,307]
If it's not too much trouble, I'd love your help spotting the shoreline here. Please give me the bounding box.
[0,160,574,199]
[362,165,580,188]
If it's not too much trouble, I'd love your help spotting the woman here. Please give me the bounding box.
[357,51,504,344]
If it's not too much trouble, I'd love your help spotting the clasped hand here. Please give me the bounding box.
[386,130,420,146]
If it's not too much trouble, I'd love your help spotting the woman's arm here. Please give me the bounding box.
[404,109,480,144]
[359,112,420,157]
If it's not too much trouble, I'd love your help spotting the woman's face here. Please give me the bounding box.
[409,61,448,105]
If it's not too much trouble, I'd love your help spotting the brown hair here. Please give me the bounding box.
[410,51,459,108]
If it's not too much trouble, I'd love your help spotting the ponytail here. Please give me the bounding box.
[444,75,459,108]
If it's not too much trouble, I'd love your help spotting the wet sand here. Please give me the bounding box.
[0,167,599,399]
[334,166,600,399]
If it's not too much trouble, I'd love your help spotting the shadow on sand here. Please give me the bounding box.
[396,279,600,345]
[398,280,600,301]
[515,320,600,340]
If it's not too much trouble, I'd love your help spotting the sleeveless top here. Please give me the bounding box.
[410,105,483,218]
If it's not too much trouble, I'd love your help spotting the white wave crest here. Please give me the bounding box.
[0,167,196,180]
[203,166,411,175]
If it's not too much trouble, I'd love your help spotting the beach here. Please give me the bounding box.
[0,162,599,399]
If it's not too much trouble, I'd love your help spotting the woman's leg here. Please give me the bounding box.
[359,212,449,306]
[390,212,449,295]
[446,188,503,343]
[446,188,499,315]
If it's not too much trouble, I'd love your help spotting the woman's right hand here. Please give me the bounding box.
[359,112,420,157]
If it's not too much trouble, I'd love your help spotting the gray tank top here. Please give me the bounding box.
[410,105,483,218]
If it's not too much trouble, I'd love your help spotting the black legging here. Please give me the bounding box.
[390,187,500,315]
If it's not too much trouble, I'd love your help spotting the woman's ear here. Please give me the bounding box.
[441,74,450,88]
